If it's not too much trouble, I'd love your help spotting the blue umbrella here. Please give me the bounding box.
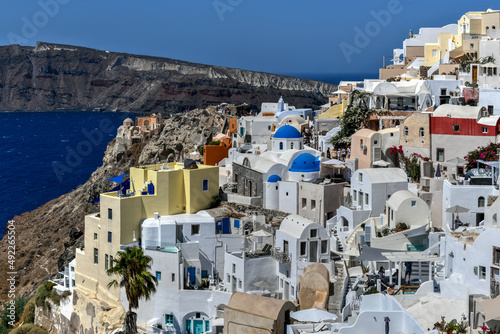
[435,164,441,178]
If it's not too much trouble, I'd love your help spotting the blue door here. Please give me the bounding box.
[187,267,196,287]
[193,320,203,334]
[222,217,230,234]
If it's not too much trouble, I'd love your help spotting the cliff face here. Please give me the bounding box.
[0,108,228,300]
[0,42,335,113]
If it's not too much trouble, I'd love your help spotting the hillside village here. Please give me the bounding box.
[37,8,500,334]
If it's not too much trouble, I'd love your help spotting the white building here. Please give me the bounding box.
[274,215,332,302]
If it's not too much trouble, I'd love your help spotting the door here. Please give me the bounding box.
[249,181,253,197]
[222,218,230,234]
[309,241,318,262]
[476,213,485,226]
[232,276,237,292]
[187,267,196,287]
[193,320,204,334]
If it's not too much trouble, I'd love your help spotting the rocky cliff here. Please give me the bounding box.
[0,42,335,113]
[0,107,229,300]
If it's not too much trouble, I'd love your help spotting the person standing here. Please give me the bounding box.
[327,148,331,159]
[404,262,413,283]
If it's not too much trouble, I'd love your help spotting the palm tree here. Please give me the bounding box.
[107,246,158,334]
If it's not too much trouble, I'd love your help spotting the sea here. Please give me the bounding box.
[0,73,376,238]
[0,111,131,238]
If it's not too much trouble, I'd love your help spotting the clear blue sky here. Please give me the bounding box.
[0,1,498,78]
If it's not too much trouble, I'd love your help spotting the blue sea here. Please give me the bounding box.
[0,111,131,238]
[283,73,379,85]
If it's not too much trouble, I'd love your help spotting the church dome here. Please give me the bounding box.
[274,125,301,139]
[289,153,320,172]
[267,175,282,183]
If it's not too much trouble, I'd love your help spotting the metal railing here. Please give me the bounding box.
[271,247,291,263]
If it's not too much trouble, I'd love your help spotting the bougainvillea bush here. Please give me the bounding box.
[464,143,500,171]
[389,145,428,182]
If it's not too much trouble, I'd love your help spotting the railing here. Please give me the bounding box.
[394,285,419,295]
[270,247,291,263]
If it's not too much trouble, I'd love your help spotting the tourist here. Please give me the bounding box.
[454,215,462,230]
[392,269,399,281]
[347,147,351,159]
[378,266,385,280]
[337,148,341,159]
[341,148,346,160]
[327,148,331,159]
[405,262,413,283]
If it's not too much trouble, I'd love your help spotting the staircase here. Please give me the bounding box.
[333,224,344,252]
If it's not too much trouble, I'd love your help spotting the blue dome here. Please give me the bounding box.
[289,153,320,172]
[267,174,282,183]
[274,125,301,139]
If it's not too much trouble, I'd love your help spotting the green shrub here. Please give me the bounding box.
[0,296,28,332]
[34,281,57,310]
[208,140,221,146]
[10,323,48,334]
[20,299,36,324]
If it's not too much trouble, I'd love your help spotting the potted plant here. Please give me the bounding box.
[445,319,457,334]
[433,316,446,332]
[455,321,467,333]
[396,222,408,232]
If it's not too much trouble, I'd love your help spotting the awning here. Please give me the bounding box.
[478,296,500,322]
[107,173,128,184]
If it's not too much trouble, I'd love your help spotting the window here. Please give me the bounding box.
[108,231,112,243]
[234,173,238,182]
[291,142,294,149]
[94,248,98,264]
[310,229,318,238]
[321,240,328,254]
[404,127,409,136]
[441,88,447,96]
[268,126,271,130]
[105,254,109,270]
[479,266,486,280]
[353,190,357,201]
[172,273,175,282]
[365,193,369,205]
[110,256,113,269]
[453,124,460,132]
[300,143,302,149]
[419,128,424,137]
[359,173,363,182]
[432,49,438,58]
[411,200,417,207]
[489,105,495,115]
[437,148,445,162]
[165,314,174,325]
[311,199,316,210]
[94,233,97,240]
[191,224,200,235]
[300,242,307,256]
[279,142,283,150]
[238,280,242,289]
[302,198,307,209]
[494,247,500,265]
[374,140,378,145]
[291,286,295,297]
[202,179,209,192]
[227,274,230,283]
[156,271,161,281]
[283,240,289,254]
[478,197,485,208]
[205,320,210,332]
[483,127,488,133]
[232,263,236,274]
[108,208,112,220]
[286,270,290,278]
[280,278,283,288]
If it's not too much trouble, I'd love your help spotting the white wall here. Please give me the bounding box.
[442,180,496,230]
[479,89,500,115]
[279,181,298,214]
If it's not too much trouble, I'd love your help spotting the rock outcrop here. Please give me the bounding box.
[0,107,227,300]
[0,42,336,113]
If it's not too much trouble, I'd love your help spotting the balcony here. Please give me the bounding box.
[271,247,291,263]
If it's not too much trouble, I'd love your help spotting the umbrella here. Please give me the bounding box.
[478,296,500,322]
[290,308,338,322]
[372,160,391,167]
[384,316,390,334]
[332,90,350,95]
[446,205,469,231]
[322,159,345,165]
[445,205,469,214]
[435,164,441,178]
[251,230,272,237]
[252,279,275,289]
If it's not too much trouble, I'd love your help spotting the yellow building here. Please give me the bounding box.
[75,162,219,304]
[318,99,347,120]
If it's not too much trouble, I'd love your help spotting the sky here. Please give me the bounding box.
[0,0,499,79]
